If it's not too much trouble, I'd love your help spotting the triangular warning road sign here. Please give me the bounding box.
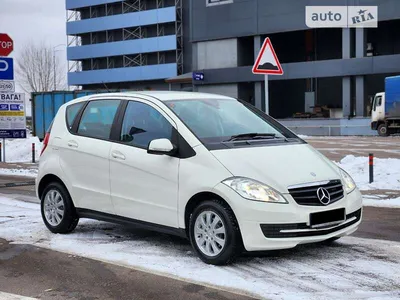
[252,37,283,75]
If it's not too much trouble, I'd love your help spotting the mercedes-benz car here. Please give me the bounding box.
[37,91,362,265]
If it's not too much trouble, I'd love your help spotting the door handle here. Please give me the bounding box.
[111,151,126,160]
[67,140,78,148]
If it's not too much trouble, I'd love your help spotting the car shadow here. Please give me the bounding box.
[72,219,357,264]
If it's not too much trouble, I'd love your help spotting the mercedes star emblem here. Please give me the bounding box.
[317,187,331,205]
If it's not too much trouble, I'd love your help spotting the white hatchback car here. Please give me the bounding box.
[37,91,362,265]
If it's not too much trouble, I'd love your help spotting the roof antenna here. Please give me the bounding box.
[102,81,111,93]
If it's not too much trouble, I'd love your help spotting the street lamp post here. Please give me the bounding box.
[53,44,65,91]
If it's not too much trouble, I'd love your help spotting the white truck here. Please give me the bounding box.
[371,76,400,136]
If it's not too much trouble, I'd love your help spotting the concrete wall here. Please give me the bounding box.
[279,118,377,136]
[197,83,238,98]
[196,38,238,70]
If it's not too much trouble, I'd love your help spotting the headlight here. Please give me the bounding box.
[339,168,356,194]
[222,177,288,204]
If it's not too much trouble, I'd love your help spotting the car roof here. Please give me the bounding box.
[66,91,235,106]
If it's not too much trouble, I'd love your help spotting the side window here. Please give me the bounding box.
[66,102,84,130]
[77,100,120,140]
[373,96,382,111]
[120,101,173,149]
[377,96,382,106]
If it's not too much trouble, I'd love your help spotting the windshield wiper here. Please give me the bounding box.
[223,133,277,142]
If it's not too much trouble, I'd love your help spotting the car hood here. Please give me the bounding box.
[211,143,341,194]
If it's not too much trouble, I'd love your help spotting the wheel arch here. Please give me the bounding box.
[184,191,239,237]
[38,174,69,200]
[377,120,386,127]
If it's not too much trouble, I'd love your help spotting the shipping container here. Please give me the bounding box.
[31,90,119,140]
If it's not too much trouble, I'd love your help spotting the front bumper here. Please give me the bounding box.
[213,183,363,251]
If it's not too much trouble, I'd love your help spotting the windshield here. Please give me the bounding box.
[165,98,299,145]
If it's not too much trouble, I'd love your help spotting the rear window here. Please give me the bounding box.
[77,100,120,140]
[66,102,85,130]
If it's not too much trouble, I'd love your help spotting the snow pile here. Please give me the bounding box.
[336,155,400,191]
[2,133,42,163]
[1,197,400,300]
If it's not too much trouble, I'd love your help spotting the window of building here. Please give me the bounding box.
[120,101,173,149]
[77,100,120,140]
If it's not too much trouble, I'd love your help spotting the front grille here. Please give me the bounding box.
[288,180,344,206]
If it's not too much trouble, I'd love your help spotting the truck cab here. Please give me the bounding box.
[371,75,400,136]
[371,92,386,136]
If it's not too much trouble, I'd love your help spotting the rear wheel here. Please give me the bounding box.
[378,124,388,136]
[41,182,79,234]
[189,200,242,265]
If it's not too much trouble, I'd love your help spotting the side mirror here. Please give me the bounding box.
[147,138,176,155]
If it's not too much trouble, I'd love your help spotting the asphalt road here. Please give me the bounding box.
[0,239,255,300]
[307,136,400,160]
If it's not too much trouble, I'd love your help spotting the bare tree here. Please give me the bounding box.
[16,42,66,93]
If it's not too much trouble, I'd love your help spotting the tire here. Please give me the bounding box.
[41,182,79,234]
[378,124,388,136]
[189,200,242,265]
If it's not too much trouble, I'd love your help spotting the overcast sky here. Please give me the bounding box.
[0,0,66,114]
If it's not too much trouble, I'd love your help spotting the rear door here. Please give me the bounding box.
[109,99,180,227]
[59,99,121,213]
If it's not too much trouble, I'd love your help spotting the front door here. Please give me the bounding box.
[109,100,179,227]
[372,94,384,122]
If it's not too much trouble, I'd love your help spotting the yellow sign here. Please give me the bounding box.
[0,111,24,117]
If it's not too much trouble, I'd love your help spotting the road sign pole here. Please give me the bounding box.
[2,138,5,163]
[264,75,269,114]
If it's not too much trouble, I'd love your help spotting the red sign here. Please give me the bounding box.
[252,37,283,75]
[0,34,14,57]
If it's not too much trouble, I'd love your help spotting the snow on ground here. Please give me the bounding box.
[3,133,42,163]
[0,168,37,177]
[363,197,400,208]
[336,155,400,192]
[1,197,399,300]
[0,292,37,300]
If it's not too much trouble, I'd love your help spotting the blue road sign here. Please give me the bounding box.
[0,57,14,80]
[193,72,205,81]
[0,129,26,139]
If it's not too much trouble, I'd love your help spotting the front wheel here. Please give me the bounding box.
[378,124,388,136]
[41,182,79,234]
[189,200,242,265]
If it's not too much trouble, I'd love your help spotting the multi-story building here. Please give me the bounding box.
[66,0,189,90]
[189,0,400,134]
[66,0,400,134]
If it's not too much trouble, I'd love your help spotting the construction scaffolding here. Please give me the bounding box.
[175,0,184,76]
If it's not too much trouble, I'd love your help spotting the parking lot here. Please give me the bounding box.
[307,136,400,160]
[0,135,398,299]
